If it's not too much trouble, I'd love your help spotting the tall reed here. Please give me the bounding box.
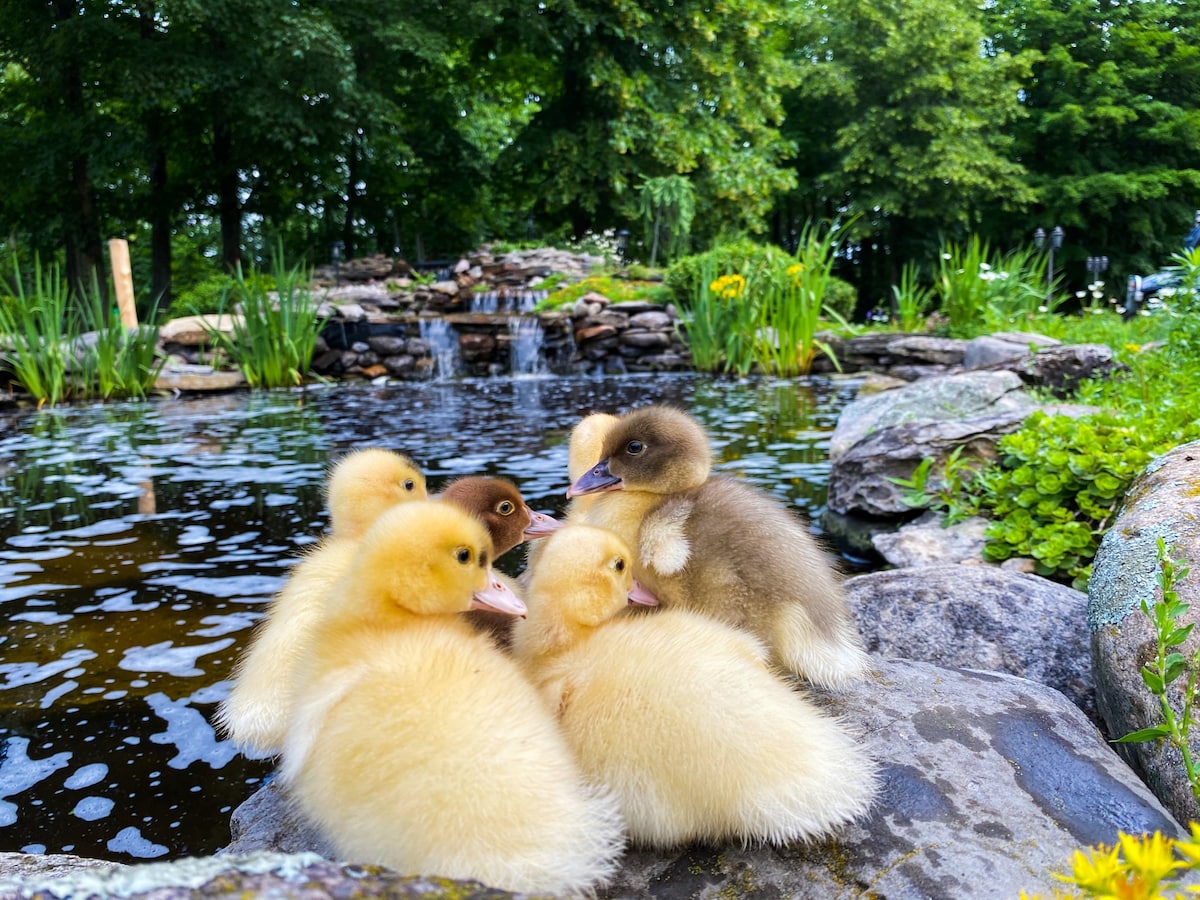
[201,248,327,389]
[77,280,165,400]
[0,259,76,407]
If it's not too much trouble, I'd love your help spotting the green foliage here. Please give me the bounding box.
[0,258,164,405]
[934,236,1050,337]
[890,261,935,330]
[200,251,327,390]
[175,271,276,316]
[1115,540,1200,806]
[536,275,672,312]
[636,175,696,268]
[664,239,794,307]
[0,259,75,407]
[678,221,848,376]
[974,412,1169,588]
[77,284,165,401]
[887,446,988,525]
[823,277,859,323]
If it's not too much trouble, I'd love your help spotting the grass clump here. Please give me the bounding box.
[0,258,164,406]
[196,250,327,390]
[536,275,673,311]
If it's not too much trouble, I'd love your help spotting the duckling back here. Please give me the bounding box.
[281,504,625,895]
[570,405,871,689]
[216,448,427,755]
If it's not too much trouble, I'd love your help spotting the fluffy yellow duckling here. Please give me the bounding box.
[281,502,625,895]
[511,524,877,849]
[216,448,427,755]
[567,405,871,690]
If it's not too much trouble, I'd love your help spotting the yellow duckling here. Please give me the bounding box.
[281,502,625,895]
[511,524,877,848]
[216,448,427,755]
[567,404,871,690]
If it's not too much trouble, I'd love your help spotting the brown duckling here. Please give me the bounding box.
[567,404,871,690]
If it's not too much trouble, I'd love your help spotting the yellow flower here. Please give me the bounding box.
[1172,823,1200,866]
[708,273,745,300]
[1124,343,1142,353]
[1119,831,1180,890]
[1059,843,1124,893]
[786,263,804,276]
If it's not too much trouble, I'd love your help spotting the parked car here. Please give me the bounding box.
[1123,211,1200,319]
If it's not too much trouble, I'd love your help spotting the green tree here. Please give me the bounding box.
[985,0,1200,279]
[784,0,1036,300]
[494,0,803,246]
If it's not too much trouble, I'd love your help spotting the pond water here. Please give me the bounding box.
[0,373,862,863]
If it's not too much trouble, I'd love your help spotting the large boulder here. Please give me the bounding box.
[845,564,1096,723]
[210,658,1177,900]
[1090,440,1200,826]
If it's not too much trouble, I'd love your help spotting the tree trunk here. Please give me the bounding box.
[53,0,105,300]
[213,116,242,273]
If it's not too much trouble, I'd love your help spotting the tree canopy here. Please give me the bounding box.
[0,0,1196,309]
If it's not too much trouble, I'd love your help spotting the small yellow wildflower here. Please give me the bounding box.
[1172,823,1200,866]
[1119,830,1180,885]
[786,263,804,276]
[1125,343,1142,353]
[1059,843,1124,894]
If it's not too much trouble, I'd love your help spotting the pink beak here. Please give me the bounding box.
[471,571,528,617]
[628,579,658,607]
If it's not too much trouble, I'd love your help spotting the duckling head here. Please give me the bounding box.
[325,448,428,540]
[567,412,620,483]
[527,525,657,631]
[567,406,711,498]
[343,500,526,620]
[440,476,559,558]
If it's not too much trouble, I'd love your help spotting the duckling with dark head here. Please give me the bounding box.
[568,404,871,689]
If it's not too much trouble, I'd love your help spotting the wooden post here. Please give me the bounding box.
[108,238,138,329]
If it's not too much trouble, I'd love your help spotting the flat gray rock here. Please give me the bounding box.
[216,658,1175,900]
[845,565,1096,723]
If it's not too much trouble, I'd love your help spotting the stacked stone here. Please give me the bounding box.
[570,293,691,374]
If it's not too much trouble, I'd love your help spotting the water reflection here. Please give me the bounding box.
[0,374,860,863]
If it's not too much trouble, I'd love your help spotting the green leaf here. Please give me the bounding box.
[1114,725,1172,744]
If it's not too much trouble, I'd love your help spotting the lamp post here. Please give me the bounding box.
[1033,226,1064,303]
[331,240,344,286]
[1086,255,1109,287]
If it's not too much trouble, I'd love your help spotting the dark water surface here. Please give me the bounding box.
[0,373,860,862]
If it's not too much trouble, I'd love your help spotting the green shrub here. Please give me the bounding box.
[664,239,793,307]
[823,276,858,323]
[175,270,275,316]
[200,249,327,389]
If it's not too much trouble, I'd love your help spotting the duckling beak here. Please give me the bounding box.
[471,572,528,617]
[523,508,562,540]
[566,459,624,498]
[628,579,658,607]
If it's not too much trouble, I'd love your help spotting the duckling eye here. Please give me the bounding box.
[614,558,626,572]
[626,440,644,455]
[496,500,515,516]
[403,479,415,491]
[455,547,472,565]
